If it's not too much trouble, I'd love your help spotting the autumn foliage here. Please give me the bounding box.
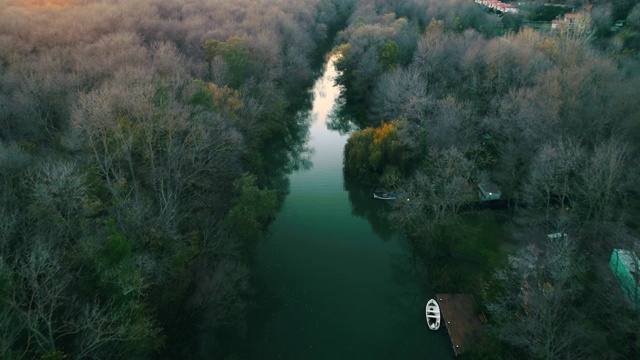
[344,121,406,183]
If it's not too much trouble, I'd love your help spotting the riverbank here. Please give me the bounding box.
[234,57,454,359]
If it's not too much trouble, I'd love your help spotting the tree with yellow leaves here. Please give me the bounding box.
[344,121,405,184]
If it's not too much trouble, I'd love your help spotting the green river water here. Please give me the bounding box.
[238,59,455,359]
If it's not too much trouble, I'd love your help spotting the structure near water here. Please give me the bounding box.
[610,249,640,310]
[478,182,501,201]
[436,294,485,356]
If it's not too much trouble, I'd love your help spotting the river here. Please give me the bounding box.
[238,58,454,359]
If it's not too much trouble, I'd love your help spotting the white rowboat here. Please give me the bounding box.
[425,299,441,330]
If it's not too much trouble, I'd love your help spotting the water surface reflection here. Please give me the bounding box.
[237,58,454,360]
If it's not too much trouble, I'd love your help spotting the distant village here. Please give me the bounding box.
[474,0,519,14]
[473,0,592,31]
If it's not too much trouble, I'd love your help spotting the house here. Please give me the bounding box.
[474,0,519,15]
[610,249,640,310]
[478,183,501,201]
[552,12,581,30]
[564,13,580,24]
[497,3,518,14]
[478,0,498,10]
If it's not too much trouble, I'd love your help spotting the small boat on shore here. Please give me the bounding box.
[373,191,398,200]
[425,299,441,330]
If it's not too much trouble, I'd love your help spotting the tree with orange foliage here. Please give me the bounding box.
[344,121,405,184]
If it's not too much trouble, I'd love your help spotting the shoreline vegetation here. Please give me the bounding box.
[0,0,354,358]
[2,0,640,359]
[335,0,640,358]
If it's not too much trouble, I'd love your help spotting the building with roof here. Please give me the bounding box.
[497,3,518,13]
[478,183,502,201]
[610,249,640,310]
[474,0,519,14]
[551,13,581,30]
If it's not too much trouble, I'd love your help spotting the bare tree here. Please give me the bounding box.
[392,147,477,235]
[488,240,589,360]
[0,258,28,360]
[523,140,584,228]
[371,67,433,123]
[427,96,476,149]
[556,13,595,43]
[3,238,73,356]
[28,161,90,243]
[72,299,160,360]
[577,138,629,225]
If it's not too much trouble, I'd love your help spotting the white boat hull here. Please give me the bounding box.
[373,191,398,200]
[425,299,441,330]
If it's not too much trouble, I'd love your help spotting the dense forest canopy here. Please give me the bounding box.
[335,0,640,358]
[2,0,640,358]
[0,0,354,358]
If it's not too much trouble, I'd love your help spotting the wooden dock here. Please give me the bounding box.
[436,294,484,356]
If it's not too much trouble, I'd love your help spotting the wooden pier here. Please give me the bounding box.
[436,294,484,356]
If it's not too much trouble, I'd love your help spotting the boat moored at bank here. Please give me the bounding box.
[426,299,441,330]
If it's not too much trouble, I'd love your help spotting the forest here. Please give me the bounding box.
[1,0,640,359]
[0,0,354,358]
[337,0,640,358]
